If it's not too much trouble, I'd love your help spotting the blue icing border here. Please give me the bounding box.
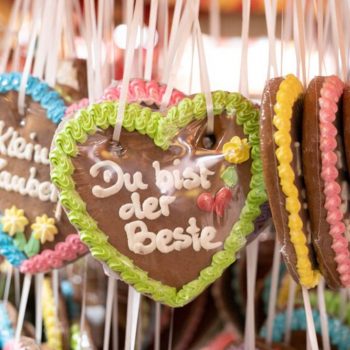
[0,303,15,348]
[0,72,66,123]
[260,307,350,350]
[0,230,26,267]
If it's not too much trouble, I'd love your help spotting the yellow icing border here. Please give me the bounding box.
[42,278,63,350]
[273,74,320,288]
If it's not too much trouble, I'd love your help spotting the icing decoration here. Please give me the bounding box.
[0,303,15,348]
[197,188,233,217]
[20,234,88,274]
[273,74,320,288]
[318,76,350,286]
[42,278,63,350]
[220,166,238,187]
[1,206,28,236]
[50,91,267,307]
[24,235,40,257]
[0,229,27,267]
[223,136,251,164]
[260,307,350,350]
[0,72,66,123]
[31,214,58,243]
[64,79,185,118]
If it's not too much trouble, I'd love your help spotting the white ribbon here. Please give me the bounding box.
[317,278,330,350]
[35,273,44,344]
[302,287,319,350]
[284,277,297,344]
[103,276,116,350]
[124,286,141,350]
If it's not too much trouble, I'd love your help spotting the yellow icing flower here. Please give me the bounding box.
[223,136,251,164]
[1,206,29,236]
[32,215,58,244]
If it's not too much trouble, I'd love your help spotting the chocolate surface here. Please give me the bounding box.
[260,77,316,284]
[302,76,342,289]
[71,113,252,288]
[0,91,75,250]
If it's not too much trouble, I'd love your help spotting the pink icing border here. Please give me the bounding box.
[319,75,350,286]
[64,78,185,117]
[20,234,88,274]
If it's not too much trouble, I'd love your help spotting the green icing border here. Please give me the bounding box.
[49,91,267,307]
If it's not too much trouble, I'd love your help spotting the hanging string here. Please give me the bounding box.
[264,0,278,78]
[103,276,116,350]
[11,0,30,72]
[144,0,159,81]
[112,282,119,350]
[3,265,12,308]
[15,274,32,341]
[209,0,220,43]
[35,273,44,344]
[136,300,143,350]
[167,308,174,350]
[124,286,141,350]
[79,256,88,349]
[295,0,307,85]
[244,239,259,350]
[14,269,20,307]
[317,278,330,350]
[239,0,251,96]
[265,238,281,345]
[284,277,297,344]
[154,302,161,350]
[302,287,319,350]
[112,0,143,142]
[316,0,324,75]
[0,0,22,73]
[17,0,42,115]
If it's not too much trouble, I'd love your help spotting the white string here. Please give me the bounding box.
[144,0,159,81]
[45,0,65,86]
[79,256,88,349]
[52,269,59,320]
[62,0,76,59]
[136,301,143,350]
[302,287,319,350]
[112,281,119,350]
[265,239,281,345]
[244,239,259,350]
[11,0,30,72]
[209,0,220,43]
[14,268,20,307]
[112,0,143,142]
[194,18,214,135]
[0,0,22,73]
[317,278,330,350]
[317,0,324,75]
[264,0,278,78]
[35,273,44,344]
[239,0,251,96]
[124,286,141,350]
[15,274,32,341]
[18,0,42,115]
[167,308,174,350]
[295,0,307,85]
[3,265,12,308]
[137,1,144,78]
[154,302,161,350]
[284,277,297,344]
[103,276,116,350]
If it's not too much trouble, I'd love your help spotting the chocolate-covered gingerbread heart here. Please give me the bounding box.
[50,91,267,306]
[0,73,87,274]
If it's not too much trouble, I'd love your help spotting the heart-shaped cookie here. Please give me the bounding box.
[0,72,87,274]
[50,91,267,307]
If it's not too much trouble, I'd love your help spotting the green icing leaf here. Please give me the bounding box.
[13,232,27,251]
[24,234,40,257]
[220,166,238,187]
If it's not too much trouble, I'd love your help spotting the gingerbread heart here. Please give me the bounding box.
[50,91,267,306]
[0,72,87,274]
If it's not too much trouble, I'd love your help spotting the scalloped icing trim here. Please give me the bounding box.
[260,307,350,348]
[20,234,88,274]
[0,72,66,124]
[43,278,63,350]
[318,76,350,287]
[272,74,320,288]
[64,78,185,118]
[50,91,267,307]
[0,303,15,348]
